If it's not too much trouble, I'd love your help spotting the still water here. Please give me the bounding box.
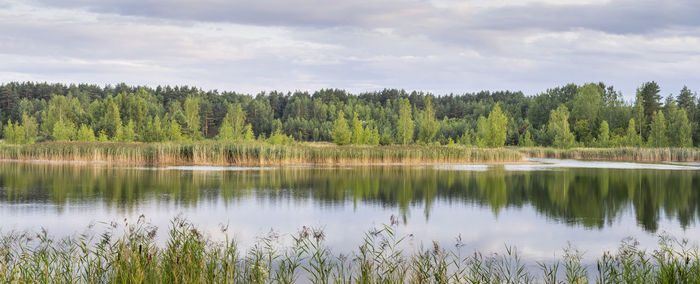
[0,159,699,262]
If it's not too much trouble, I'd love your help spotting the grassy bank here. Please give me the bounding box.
[0,142,523,165]
[0,217,698,283]
[518,147,700,162]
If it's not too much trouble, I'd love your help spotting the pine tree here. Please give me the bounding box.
[647,111,668,147]
[332,110,351,146]
[397,98,414,145]
[548,105,576,149]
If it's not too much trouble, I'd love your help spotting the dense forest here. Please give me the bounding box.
[0,81,697,148]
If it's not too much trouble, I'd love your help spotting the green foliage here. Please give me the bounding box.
[122,120,137,142]
[648,111,668,147]
[548,105,576,149]
[167,119,183,142]
[623,119,642,147]
[268,128,295,145]
[460,128,473,146]
[76,124,96,142]
[597,121,610,147]
[52,119,75,142]
[475,116,488,148]
[351,112,365,145]
[519,130,534,147]
[332,110,351,146]
[666,103,693,147]
[218,103,247,141]
[573,120,593,146]
[486,103,508,147]
[418,95,438,144]
[571,83,602,123]
[21,113,38,144]
[104,98,122,139]
[397,98,414,145]
[183,97,201,140]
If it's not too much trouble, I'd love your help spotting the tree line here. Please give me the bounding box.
[0,81,697,148]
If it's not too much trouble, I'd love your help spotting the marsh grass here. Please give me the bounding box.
[1,216,699,283]
[519,147,700,162]
[0,142,523,165]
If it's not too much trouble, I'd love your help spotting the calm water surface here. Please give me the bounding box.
[0,158,699,262]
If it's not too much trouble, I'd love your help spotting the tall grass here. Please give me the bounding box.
[0,142,523,165]
[518,147,700,162]
[1,217,698,283]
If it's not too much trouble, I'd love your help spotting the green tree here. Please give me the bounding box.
[3,121,15,143]
[623,119,642,147]
[665,102,691,147]
[597,121,610,147]
[332,110,351,146]
[122,120,136,142]
[475,116,488,148]
[76,124,96,142]
[519,130,534,147]
[418,95,438,144]
[647,111,668,147]
[366,124,380,146]
[548,105,576,149]
[486,103,508,147]
[167,119,182,142]
[397,98,414,145]
[351,112,365,145]
[52,119,74,142]
[183,97,201,140]
[152,116,165,142]
[573,120,593,145]
[21,113,38,144]
[243,124,255,142]
[216,122,235,141]
[104,99,122,139]
[460,128,472,146]
[571,84,602,124]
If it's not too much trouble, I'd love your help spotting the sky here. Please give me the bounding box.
[1,0,699,99]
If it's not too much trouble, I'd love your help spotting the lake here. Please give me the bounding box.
[0,158,698,263]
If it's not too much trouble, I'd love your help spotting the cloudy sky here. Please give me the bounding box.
[1,0,699,99]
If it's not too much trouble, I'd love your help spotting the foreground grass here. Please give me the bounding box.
[1,217,698,283]
[518,147,700,162]
[0,142,523,165]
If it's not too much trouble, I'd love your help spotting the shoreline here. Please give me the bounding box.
[0,142,699,166]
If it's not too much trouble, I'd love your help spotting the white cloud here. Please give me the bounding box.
[1,0,699,98]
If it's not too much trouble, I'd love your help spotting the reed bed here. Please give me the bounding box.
[518,147,700,162]
[1,217,698,283]
[0,142,523,165]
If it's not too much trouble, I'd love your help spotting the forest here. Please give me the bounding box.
[0,81,697,148]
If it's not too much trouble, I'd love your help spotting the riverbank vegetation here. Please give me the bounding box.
[0,82,698,150]
[0,217,698,283]
[0,142,524,165]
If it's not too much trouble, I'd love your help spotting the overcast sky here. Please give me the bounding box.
[1,0,699,99]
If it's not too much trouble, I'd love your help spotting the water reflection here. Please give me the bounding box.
[0,162,698,233]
